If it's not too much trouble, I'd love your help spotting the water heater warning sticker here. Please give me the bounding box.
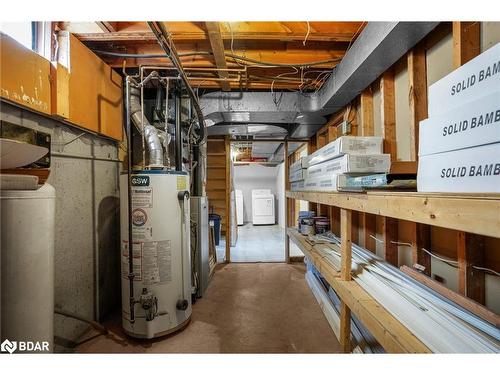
[177,176,186,190]
[132,188,153,208]
[121,241,142,281]
[141,240,172,285]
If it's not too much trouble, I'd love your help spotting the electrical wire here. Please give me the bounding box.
[303,21,311,46]
[93,49,341,68]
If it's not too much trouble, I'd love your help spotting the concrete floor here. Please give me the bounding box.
[216,223,304,263]
[76,263,340,353]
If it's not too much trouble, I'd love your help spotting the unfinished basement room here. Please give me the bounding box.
[1,1,499,373]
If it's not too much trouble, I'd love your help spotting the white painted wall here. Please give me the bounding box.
[233,164,279,224]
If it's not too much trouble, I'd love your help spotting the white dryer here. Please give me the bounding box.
[251,189,275,225]
[235,189,244,226]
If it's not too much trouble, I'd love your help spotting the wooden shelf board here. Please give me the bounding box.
[287,227,431,353]
[286,190,500,238]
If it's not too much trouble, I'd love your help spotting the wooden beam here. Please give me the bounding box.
[452,22,481,69]
[96,22,117,33]
[401,265,499,327]
[407,43,428,161]
[286,191,500,239]
[205,22,230,91]
[380,70,397,160]
[457,233,486,304]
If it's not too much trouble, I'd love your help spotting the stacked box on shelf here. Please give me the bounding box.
[303,136,389,192]
[418,43,500,193]
[289,156,309,191]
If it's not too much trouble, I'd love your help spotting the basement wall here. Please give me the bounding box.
[1,101,121,350]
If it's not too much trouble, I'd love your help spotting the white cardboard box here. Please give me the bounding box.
[428,43,500,116]
[289,168,307,182]
[289,156,309,173]
[290,180,305,191]
[419,91,500,156]
[307,153,391,177]
[417,142,500,193]
[303,174,348,192]
[308,136,383,166]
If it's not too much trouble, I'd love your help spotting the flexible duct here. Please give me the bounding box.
[130,86,164,167]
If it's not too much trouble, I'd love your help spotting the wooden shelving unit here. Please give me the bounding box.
[286,190,500,238]
[288,227,431,353]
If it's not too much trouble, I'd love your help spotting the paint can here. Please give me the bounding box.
[313,216,330,234]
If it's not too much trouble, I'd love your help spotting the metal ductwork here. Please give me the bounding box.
[130,86,164,166]
[200,22,439,138]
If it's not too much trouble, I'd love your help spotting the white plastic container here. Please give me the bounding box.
[1,183,55,352]
[120,171,192,338]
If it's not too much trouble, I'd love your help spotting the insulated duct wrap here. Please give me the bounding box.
[130,87,164,166]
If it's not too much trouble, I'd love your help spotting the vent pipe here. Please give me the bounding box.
[130,86,164,167]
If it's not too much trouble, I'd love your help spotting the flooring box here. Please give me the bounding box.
[417,142,500,193]
[308,136,383,166]
[290,180,305,191]
[428,43,500,116]
[303,174,348,192]
[420,91,500,156]
[307,153,391,177]
[289,156,309,173]
[289,168,307,182]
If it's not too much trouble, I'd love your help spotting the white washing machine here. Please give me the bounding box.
[235,189,244,226]
[251,189,275,225]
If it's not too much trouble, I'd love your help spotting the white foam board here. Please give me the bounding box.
[417,142,500,193]
[419,92,500,156]
[428,43,500,116]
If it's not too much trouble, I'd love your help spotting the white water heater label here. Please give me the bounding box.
[121,241,142,280]
[141,240,172,285]
[131,187,153,208]
[157,240,172,283]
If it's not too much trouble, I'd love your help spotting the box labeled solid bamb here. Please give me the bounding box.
[308,136,383,166]
[289,168,307,182]
[419,91,500,156]
[417,142,500,193]
[307,153,390,177]
[303,174,348,192]
[428,43,500,116]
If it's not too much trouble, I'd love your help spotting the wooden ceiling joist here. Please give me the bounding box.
[96,22,118,33]
[205,22,230,91]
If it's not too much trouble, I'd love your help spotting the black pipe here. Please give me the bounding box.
[175,94,182,171]
[125,77,136,323]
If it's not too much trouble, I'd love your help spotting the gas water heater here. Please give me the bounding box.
[120,171,192,338]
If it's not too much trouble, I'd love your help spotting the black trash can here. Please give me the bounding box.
[209,213,222,246]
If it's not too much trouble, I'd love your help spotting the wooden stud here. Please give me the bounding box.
[380,70,397,160]
[359,86,375,251]
[452,22,481,69]
[340,208,352,353]
[340,208,352,281]
[224,136,231,263]
[382,217,398,266]
[457,233,486,304]
[407,43,428,161]
[205,22,231,91]
[411,224,432,276]
[284,141,290,263]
